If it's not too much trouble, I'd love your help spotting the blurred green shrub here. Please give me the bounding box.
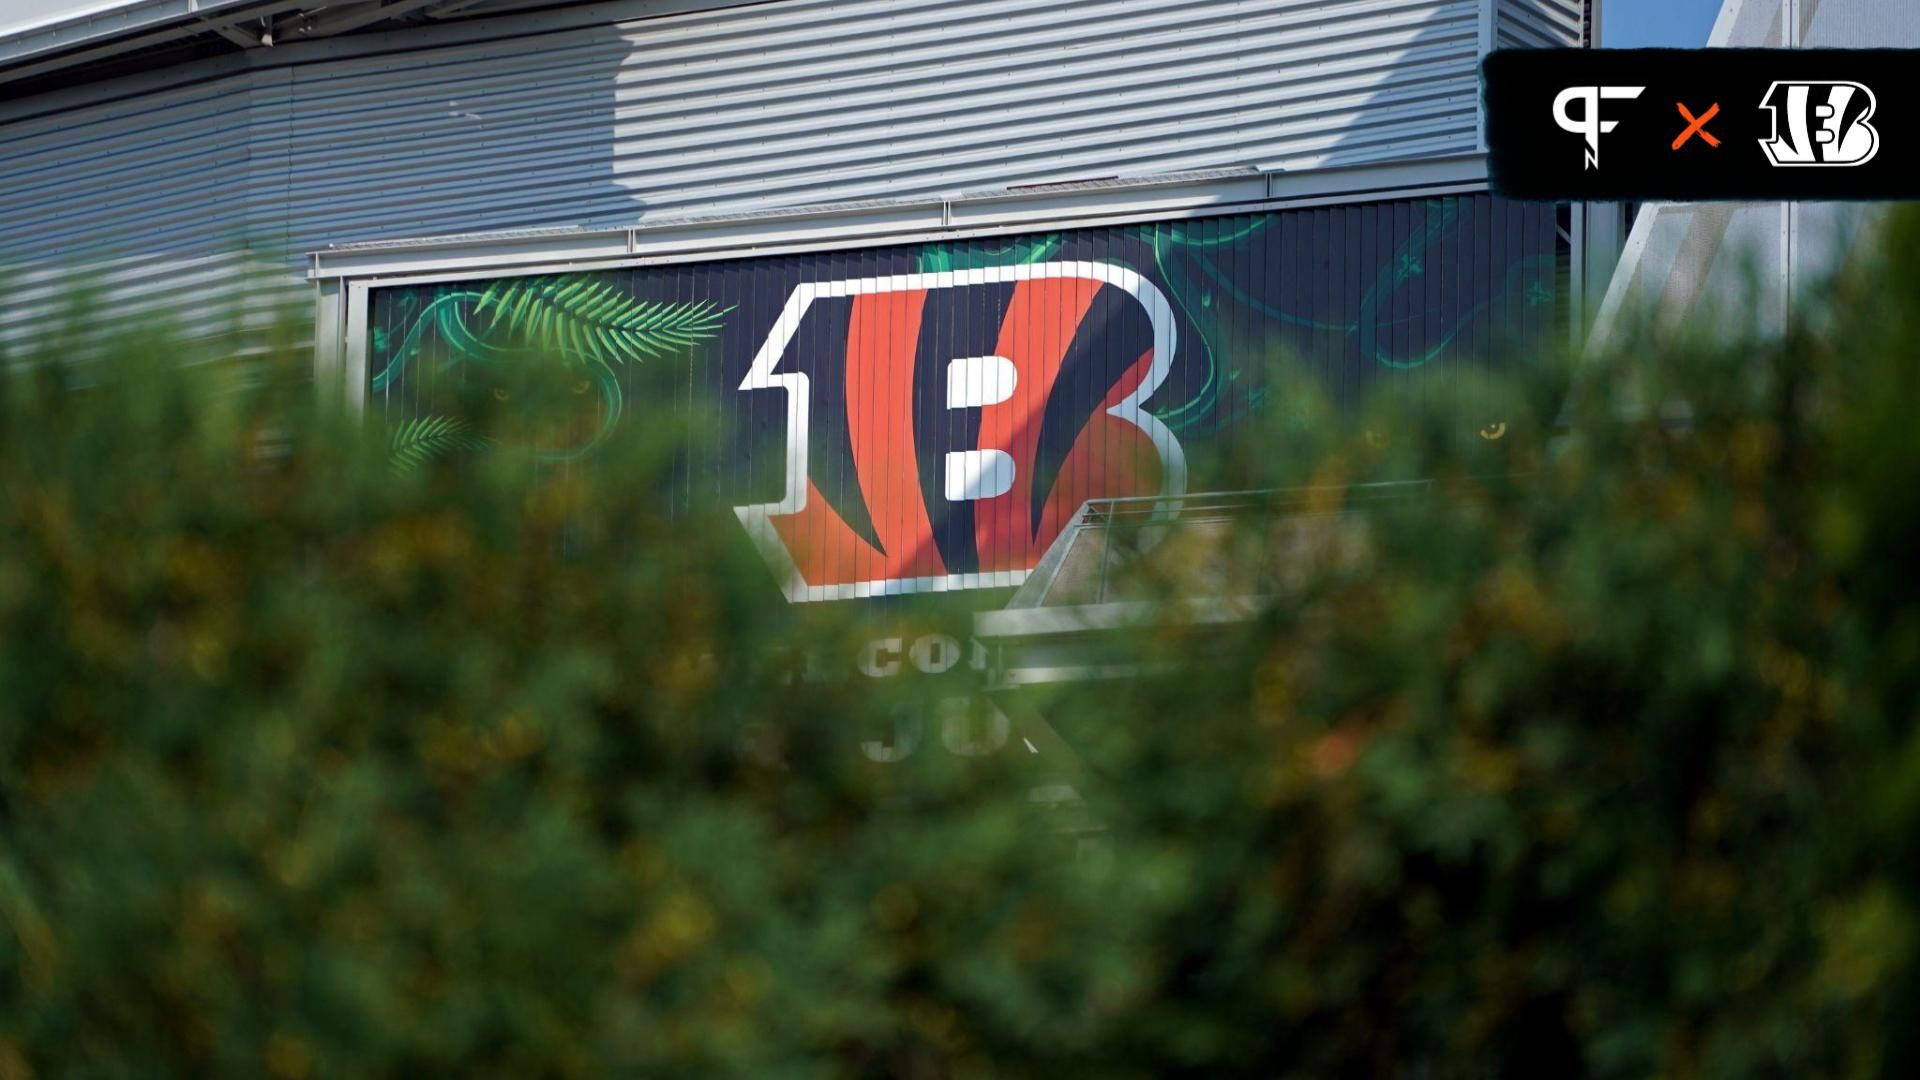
[1,208,1919,1078]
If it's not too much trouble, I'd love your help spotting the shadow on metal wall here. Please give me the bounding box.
[0,11,650,349]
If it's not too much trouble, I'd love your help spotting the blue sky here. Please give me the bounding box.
[1604,0,1727,47]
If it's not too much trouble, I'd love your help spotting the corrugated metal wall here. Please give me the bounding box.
[0,0,1586,348]
[365,193,1563,603]
[1496,0,1586,49]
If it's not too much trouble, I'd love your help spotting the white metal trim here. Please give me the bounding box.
[976,596,1265,638]
[317,185,1494,290]
[313,276,344,385]
[0,1,272,63]
[342,279,370,415]
[310,154,1491,282]
[0,0,779,87]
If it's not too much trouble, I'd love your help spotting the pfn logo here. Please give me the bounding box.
[1552,85,1646,169]
[736,262,1185,603]
[1759,81,1879,167]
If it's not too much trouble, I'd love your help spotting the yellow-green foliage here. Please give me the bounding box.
[2,209,1919,1078]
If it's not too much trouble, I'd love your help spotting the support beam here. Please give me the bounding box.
[425,0,493,17]
[202,17,265,48]
[0,1,302,86]
[277,0,451,39]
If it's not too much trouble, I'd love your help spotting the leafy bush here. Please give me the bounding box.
[2,209,1919,1078]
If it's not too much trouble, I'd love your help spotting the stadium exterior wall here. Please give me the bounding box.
[0,0,1589,349]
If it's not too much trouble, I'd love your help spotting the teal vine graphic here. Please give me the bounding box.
[917,233,1062,273]
[1148,215,1285,433]
[372,276,730,462]
[1144,200,1555,434]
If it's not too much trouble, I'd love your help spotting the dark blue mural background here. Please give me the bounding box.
[368,193,1563,522]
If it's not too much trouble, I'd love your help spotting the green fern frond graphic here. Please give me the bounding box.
[368,273,732,462]
[389,415,489,473]
[474,277,731,368]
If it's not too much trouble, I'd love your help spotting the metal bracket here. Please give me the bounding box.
[273,0,449,40]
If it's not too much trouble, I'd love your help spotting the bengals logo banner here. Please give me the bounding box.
[367,196,1565,607]
[736,263,1184,603]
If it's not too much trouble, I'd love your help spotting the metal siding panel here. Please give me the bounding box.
[0,82,250,263]
[1495,0,1587,49]
[3,0,1499,349]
